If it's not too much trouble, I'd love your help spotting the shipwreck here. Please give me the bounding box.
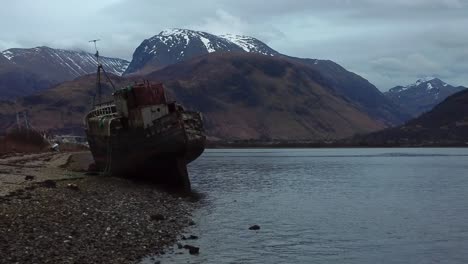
[84,42,205,191]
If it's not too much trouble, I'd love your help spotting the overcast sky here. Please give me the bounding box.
[1,0,467,90]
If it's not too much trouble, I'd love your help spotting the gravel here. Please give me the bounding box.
[0,175,196,263]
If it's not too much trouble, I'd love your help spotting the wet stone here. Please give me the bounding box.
[66,184,80,191]
[183,245,200,255]
[150,214,165,221]
[39,180,57,188]
[249,225,261,230]
[24,175,35,181]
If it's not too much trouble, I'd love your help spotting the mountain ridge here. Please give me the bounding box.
[2,46,129,82]
[384,77,466,118]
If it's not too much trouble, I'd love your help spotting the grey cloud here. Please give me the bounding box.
[0,0,466,89]
[370,54,442,74]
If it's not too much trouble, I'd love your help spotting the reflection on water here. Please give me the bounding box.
[154,148,468,264]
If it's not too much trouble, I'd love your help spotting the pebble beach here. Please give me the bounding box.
[0,152,196,263]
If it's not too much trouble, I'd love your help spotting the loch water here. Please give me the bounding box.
[157,148,468,264]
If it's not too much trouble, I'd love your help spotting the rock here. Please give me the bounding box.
[189,247,199,255]
[39,180,57,188]
[176,243,183,249]
[188,220,196,226]
[183,245,199,255]
[66,184,80,191]
[24,175,35,181]
[150,214,165,221]
[249,225,260,230]
[181,234,198,240]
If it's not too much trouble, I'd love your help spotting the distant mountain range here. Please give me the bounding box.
[353,88,468,146]
[0,47,129,99]
[384,77,466,117]
[0,53,401,140]
[3,28,463,142]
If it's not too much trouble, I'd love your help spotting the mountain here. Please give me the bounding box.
[384,77,466,117]
[147,52,390,140]
[1,46,129,83]
[0,53,393,140]
[289,57,409,124]
[125,29,408,125]
[0,55,52,100]
[352,88,468,146]
[124,29,279,75]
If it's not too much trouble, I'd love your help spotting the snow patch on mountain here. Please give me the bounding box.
[415,77,436,86]
[199,36,215,53]
[220,34,276,56]
[390,77,446,93]
[2,51,13,60]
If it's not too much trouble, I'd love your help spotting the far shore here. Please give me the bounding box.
[206,140,468,149]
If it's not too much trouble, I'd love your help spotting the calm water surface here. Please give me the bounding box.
[157,148,468,264]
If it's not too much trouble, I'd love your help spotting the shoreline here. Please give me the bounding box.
[206,143,468,149]
[0,152,197,263]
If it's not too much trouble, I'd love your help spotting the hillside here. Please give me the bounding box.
[288,57,409,124]
[0,74,129,135]
[147,52,389,140]
[0,57,52,100]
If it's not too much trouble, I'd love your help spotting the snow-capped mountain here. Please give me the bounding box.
[1,46,129,82]
[124,28,279,75]
[384,77,466,117]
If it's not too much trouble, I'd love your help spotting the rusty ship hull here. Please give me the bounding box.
[85,80,205,191]
[86,111,204,189]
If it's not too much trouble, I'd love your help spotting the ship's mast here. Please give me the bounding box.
[89,39,116,106]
